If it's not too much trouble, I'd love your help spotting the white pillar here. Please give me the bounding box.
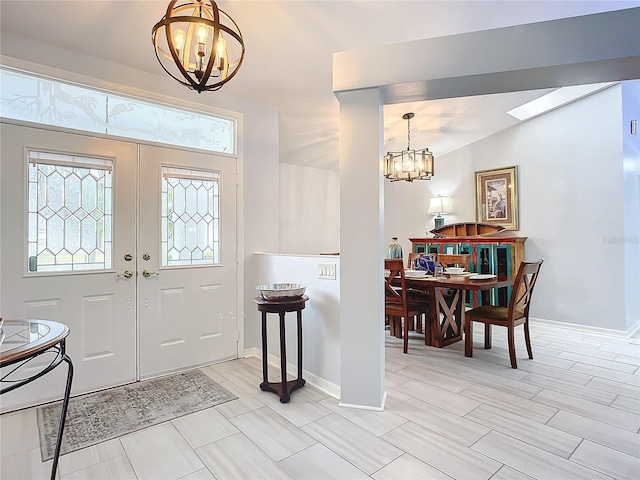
[338,88,386,409]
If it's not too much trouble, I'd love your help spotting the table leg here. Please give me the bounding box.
[297,309,303,381]
[279,312,288,402]
[261,312,268,384]
[431,288,463,348]
[50,354,73,480]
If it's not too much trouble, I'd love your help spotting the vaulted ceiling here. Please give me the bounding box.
[1,0,636,169]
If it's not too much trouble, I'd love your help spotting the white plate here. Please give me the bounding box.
[405,270,428,277]
[447,271,470,276]
[468,274,497,280]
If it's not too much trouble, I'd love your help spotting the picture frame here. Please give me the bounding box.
[475,166,519,230]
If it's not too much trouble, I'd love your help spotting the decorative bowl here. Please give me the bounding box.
[256,283,306,300]
[445,267,465,274]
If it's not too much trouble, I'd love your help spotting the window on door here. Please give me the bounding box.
[27,150,114,273]
[161,166,221,267]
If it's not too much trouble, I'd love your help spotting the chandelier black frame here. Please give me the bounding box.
[383,113,434,182]
[152,0,245,93]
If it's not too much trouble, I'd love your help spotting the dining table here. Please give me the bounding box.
[399,273,515,348]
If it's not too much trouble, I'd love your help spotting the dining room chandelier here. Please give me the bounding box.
[383,113,434,182]
[152,0,245,93]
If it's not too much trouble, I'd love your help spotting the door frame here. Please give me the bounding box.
[0,117,246,367]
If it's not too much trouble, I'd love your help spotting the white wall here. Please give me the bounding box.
[279,163,340,255]
[622,80,640,333]
[252,254,341,396]
[386,85,630,332]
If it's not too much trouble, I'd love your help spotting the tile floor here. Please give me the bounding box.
[1,321,639,479]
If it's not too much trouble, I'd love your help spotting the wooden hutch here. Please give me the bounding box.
[410,222,527,308]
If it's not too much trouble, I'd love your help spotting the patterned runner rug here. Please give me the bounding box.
[37,369,237,461]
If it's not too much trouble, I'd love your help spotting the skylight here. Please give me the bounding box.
[507,82,617,121]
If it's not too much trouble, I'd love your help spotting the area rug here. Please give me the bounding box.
[37,369,237,461]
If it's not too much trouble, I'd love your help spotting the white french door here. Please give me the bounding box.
[137,145,238,378]
[0,124,238,410]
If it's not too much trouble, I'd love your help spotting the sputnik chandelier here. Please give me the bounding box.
[152,0,245,93]
[383,113,434,182]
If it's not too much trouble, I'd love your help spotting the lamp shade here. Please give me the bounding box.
[428,196,452,215]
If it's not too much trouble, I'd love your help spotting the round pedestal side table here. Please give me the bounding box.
[253,295,308,403]
[1,319,73,480]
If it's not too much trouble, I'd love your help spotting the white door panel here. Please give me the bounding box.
[0,123,137,410]
[138,145,237,378]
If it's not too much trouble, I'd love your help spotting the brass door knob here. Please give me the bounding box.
[117,270,134,279]
[142,269,159,278]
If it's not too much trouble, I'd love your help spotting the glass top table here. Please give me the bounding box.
[0,319,73,480]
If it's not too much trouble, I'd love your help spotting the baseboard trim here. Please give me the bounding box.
[242,348,341,399]
[338,391,387,411]
[531,317,639,338]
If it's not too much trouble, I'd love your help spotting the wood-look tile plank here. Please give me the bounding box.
[472,430,611,480]
[454,365,541,398]
[547,410,640,458]
[570,362,640,385]
[0,447,56,480]
[385,370,411,388]
[515,361,593,385]
[586,376,640,400]
[382,421,500,479]
[545,342,618,360]
[258,386,332,428]
[278,443,370,480]
[0,407,40,457]
[172,406,239,449]
[532,388,640,432]
[390,397,490,447]
[520,372,618,405]
[301,413,402,475]
[464,404,581,458]
[615,353,640,367]
[61,455,137,480]
[611,394,640,414]
[395,364,473,393]
[559,351,638,372]
[460,383,558,424]
[396,379,482,416]
[196,433,291,479]
[318,397,407,436]
[595,342,640,357]
[371,453,453,480]
[214,380,266,418]
[570,439,640,480]
[229,406,316,462]
[489,465,536,480]
[120,423,204,480]
[178,468,216,480]
[57,438,125,477]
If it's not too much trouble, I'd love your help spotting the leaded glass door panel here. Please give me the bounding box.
[138,144,237,378]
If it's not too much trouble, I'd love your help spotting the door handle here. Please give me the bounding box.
[142,270,159,278]
[117,270,134,279]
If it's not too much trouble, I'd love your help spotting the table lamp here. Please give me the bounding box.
[428,195,452,228]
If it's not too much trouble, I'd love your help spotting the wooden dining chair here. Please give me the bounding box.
[464,259,543,368]
[385,258,424,354]
[437,253,471,270]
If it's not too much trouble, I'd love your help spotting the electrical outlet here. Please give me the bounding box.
[318,263,336,280]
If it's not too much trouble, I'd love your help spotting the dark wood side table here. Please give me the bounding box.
[253,295,308,403]
[1,319,73,480]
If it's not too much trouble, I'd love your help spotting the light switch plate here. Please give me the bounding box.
[318,263,336,280]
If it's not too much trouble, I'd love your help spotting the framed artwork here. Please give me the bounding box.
[475,166,519,230]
